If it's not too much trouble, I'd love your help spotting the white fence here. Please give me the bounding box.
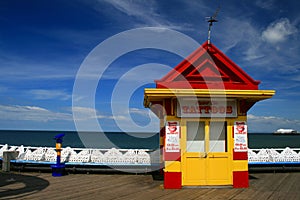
[0,144,151,165]
[248,148,300,163]
[1,144,300,165]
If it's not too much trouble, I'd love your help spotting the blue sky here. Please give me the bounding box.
[0,0,299,133]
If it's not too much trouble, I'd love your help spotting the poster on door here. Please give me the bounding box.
[165,121,180,152]
[234,121,248,152]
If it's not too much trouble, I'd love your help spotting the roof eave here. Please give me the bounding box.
[144,88,275,107]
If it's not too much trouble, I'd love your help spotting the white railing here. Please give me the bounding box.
[0,144,151,165]
[248,148,300,163]
[1,144,300,165]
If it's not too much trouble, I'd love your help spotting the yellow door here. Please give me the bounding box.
[182,121,232,186]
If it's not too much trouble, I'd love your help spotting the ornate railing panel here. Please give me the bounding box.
[0,144,152,165]
[1,144,300,165]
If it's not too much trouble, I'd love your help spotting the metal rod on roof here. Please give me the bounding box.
[206,6,220,45]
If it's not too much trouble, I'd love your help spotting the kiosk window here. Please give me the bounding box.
[187,122,205,152]
[209,122,227,152]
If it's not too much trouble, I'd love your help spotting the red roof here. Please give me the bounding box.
[155,41,260,90]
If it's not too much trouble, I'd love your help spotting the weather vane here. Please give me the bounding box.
[206,6,220,45]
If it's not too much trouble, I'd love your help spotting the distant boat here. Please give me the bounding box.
[273,129,299,135]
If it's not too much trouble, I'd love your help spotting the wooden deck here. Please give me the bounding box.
[1,171,300,200]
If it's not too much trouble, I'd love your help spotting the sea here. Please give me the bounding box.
[0,130,300,150]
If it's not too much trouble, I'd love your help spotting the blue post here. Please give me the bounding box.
[51,133,66,177]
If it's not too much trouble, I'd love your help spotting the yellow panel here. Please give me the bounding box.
[183,158,206,185]
[207,157,231,185]
[165,161,181,172]
[233,160,248,171]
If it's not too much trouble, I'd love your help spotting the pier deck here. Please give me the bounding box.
[1,172,300,200]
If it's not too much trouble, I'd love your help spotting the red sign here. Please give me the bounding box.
[234,121,248,152]
[177,99,237,118]
[165,121,180,152]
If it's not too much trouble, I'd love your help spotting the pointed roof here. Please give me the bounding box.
[155,41,260,90]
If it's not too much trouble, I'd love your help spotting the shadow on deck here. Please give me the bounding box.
[0,172,49,199]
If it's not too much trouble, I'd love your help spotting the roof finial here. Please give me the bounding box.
[206,6,220,45]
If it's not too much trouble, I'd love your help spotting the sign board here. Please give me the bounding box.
[165,121,180,152]
[177,99,237,118]
[234,121,248,152]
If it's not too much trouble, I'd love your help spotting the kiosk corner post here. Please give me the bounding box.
[51,133,66,177]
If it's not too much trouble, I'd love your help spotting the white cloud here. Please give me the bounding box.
[129,108,149,116]
[72,106,134,131]
[0,105,72,122]
[72,106,96,113]
[0,52,76,81]
[29,89,71,100]
[217,16,300,77]
[0,63,74,81]
[97,0,191,31]
[106,115,129,121]
[102,0,159,25]
[104,63,171,83]
[262,18,298,45]
[72,106,129,121]
[216,17,263,61]
[72,106,98,120]
[248,114,300,132]
[130,107,157,118]
[255,0,275,10]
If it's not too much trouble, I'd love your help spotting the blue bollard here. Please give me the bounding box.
[51,133,66,177]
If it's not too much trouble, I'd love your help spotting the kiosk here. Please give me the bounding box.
[144,41,275,189]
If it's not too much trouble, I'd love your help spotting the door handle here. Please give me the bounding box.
[202,153,207,158]
[208,155,228,158]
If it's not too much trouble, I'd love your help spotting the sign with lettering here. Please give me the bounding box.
[177,99,237,118]
[234,121,248,152]
[165,121,180,152]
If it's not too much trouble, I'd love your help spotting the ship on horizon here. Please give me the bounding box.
[273,128,299,135]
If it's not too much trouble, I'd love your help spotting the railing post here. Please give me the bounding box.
[2,151,19,172]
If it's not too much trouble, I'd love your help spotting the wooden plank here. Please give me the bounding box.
[1,172,300,199]
[268,173,300,199]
